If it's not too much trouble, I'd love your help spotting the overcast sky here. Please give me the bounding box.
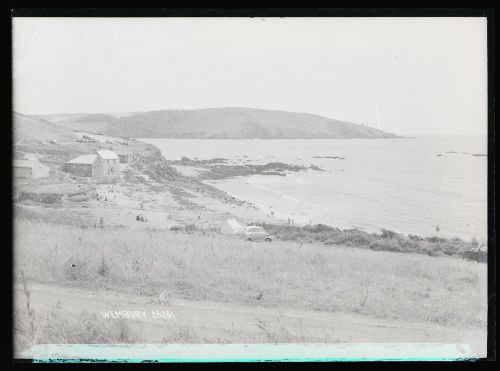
[13,17,487,135]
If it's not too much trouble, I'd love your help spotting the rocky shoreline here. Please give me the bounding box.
[167,157,325,180]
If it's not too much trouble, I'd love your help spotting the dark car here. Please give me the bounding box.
[463,244,487,263]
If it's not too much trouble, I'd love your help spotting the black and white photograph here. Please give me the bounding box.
[12,14,491,361]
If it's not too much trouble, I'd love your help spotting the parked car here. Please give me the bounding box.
[478,243,488,263]
[237,226,272,242]
[463,243,487,263]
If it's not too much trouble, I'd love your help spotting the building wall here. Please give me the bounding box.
[63,163,94,177]
[14,166,32,179]
[32,164,49,179]
[109,158,120,177]
[94,159,104,178]
[117,153,135,163]
[118,154,129,163]
[99,158,120,178]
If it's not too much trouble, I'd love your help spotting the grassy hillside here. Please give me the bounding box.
[32,113,115,133]
[38,107,398,139]
[14,217,486,328]
[13,112,77,143]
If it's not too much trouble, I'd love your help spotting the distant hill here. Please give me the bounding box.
[37,107,399,139]
[13,112,76,143]
[32,113,117,133]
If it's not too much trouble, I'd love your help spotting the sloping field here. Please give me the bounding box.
[13,112,77,143]
[14,219,487,328]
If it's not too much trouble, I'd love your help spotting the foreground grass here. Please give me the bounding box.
[14,218,487,331]
[14,287,320,357]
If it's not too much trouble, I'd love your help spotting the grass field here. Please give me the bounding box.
[14,218,487,330]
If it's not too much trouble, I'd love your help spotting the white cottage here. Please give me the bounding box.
[13,159,50,179]
[96,150,120,178]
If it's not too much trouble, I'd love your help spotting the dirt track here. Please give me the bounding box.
[15,282,486,357]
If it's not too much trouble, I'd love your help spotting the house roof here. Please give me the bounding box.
[13,159,47,169]
[66,154,98,164]
[97,150,119,160]
[14,159,36,168]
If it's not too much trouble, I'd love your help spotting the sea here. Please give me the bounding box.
[139,136,487,241]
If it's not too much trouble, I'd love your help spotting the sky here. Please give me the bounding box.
[12,17,487,135]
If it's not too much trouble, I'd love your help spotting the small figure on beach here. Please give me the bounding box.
[99,216,104,228]
[436,225,440,233]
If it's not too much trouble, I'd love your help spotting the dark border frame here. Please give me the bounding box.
[5,7,496,365]
[9,8,496,18]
